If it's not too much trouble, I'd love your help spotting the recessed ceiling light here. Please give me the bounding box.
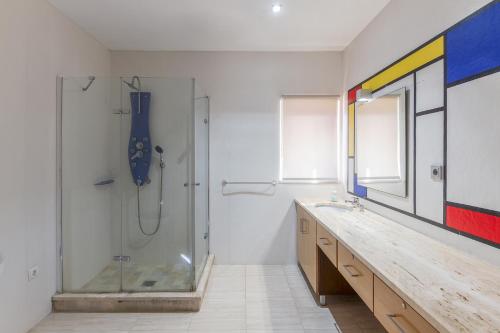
[272,3,282,13]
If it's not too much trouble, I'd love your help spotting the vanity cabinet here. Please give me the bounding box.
[295,200,477,333]
[296,204,317,292]
[374,276,439,333]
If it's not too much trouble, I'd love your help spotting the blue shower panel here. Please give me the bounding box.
[446,2,500,85]
[128,92,152,186]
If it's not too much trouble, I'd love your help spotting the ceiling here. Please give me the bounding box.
[49,0,390,51]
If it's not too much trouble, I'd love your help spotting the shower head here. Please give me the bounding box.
[155,145,164,154]
[122,75,142,91]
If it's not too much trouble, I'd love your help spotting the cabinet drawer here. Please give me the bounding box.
[317,223,337,267]
[374,276,438,333]
[338,242,373,310]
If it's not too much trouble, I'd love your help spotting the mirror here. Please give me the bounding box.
[355,87,407,197]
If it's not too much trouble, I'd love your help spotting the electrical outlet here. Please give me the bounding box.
[431,165,443,181]
[28,265,39,281]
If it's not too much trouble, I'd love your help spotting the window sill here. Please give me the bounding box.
[279,179,338,185]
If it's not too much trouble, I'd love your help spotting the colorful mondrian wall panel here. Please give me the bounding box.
[347,1,499,247]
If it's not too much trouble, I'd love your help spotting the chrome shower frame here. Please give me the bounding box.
[56,76,63,293]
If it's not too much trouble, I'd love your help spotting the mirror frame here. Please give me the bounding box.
[354,87,408,197]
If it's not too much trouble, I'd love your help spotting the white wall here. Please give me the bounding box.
[0,0,110,332]
[342,0,499,265]
[111,51,344,264]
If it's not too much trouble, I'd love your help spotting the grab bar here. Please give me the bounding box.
[222,179,277,186]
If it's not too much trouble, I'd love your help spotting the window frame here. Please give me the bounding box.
[279,94,341,184]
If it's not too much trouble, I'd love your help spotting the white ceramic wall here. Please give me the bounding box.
[0,0,110,332]
[342,0,499,265]
[111,51,344,264]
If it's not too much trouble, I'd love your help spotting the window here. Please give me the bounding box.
[280,96,339,182]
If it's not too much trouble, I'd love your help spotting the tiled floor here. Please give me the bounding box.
[31,265,343,333]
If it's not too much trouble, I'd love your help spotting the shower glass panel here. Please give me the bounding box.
[59,76,209,293]
[119,77,194,292]
[193,91,209,286]
[60,76,120,292]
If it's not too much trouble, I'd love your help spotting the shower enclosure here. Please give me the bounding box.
[57,76,209,293]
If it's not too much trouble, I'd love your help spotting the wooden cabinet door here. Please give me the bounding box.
[296,205,317,292]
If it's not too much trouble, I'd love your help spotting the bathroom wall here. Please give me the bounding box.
[342,0,499,265]
[0,0,110,332]
[111,51,344,264]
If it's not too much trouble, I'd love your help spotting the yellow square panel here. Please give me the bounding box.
[348,104,355,157]
[362,36,444,91]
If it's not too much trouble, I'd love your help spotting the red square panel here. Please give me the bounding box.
[348,85,361,105]
[447,205,500,244]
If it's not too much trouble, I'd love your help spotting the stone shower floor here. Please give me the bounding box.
[78,262,192,292]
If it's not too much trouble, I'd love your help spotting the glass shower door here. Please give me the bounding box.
[119,77,194,292]
[60,76,122,293]
[193,95,210,285]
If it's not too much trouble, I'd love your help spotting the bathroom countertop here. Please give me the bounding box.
[295,198,500,333]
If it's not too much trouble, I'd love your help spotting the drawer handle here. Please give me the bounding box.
[386,314,419,333]
[300,218,309,233]
[319,237,331,245]
[343,264,361,277]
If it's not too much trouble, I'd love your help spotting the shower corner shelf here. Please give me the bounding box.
[93,179,115,186]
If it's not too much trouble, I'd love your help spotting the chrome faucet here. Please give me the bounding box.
[345,197,364,212]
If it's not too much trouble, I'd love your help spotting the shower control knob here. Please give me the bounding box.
[136,142,144,149]
[132,136,137,142]
[130,151,143,160]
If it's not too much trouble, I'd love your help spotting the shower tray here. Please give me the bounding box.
[52,254,214,312]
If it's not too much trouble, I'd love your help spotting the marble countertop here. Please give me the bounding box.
[296,198,500,333]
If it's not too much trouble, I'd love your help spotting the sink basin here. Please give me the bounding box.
[314,202,353,212]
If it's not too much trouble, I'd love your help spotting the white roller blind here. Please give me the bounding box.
[280,96,339,181]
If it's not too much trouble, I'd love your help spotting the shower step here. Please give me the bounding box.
[52,254,213,313]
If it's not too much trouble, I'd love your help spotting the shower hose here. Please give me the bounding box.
[136,163,164,236]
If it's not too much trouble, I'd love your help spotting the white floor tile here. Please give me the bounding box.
[31,265,338,333]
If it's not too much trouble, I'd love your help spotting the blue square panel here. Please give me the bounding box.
[354,174,367,198]
[446,2,500,85]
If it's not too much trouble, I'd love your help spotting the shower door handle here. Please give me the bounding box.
[184,182,201,187]
[113,255,131,262]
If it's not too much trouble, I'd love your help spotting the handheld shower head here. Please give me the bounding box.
[155,145,164,154]
[155,145,165,168]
